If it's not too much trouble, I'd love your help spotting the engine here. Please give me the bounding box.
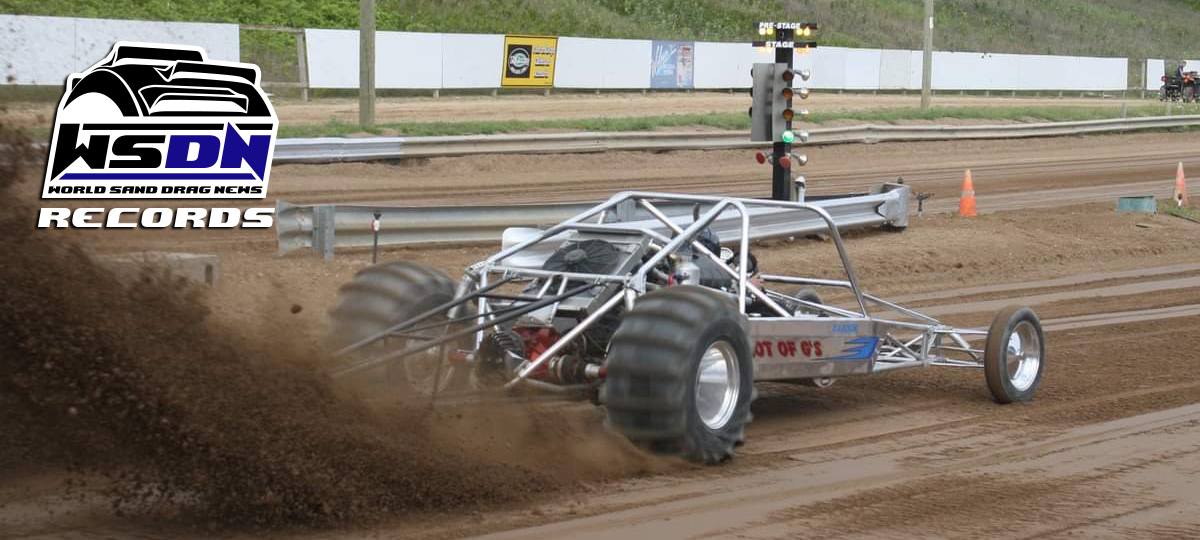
[474,228,754,387]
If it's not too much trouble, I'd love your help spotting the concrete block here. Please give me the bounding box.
[1116,196,1157,214]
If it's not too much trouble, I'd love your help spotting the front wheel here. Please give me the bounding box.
[1184,85,1196,102]
[983,305,1045,403]
[604,286,754,464]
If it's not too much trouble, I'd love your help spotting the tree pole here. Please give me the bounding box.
[921,0,934,110]
[359,0,376,126]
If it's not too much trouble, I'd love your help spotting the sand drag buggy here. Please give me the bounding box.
[325,192,1045,464]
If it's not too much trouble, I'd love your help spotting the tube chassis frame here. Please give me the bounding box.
[329,191,987,395]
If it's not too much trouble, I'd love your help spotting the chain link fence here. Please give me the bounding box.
[240,26,309,99]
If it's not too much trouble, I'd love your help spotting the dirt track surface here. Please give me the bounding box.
[271,92,1147,125]
[38,131,1199,254]
[255,131,1200,211]
[7,198,1200,539]
[469,400,1200,539]
[1,92,1151,129]
[5,126,1200,538]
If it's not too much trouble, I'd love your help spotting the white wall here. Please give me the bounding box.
[0,14,239,85]
[304,29,356,89]
[877,49,912,90]
[556,37,651,88]
[811,47,846,90]
[693,42,773,88]
[2,15,1134,92]
[934,52,1019,90]
[686,43,1125,92]
[1145,59,1164,90]
[916,51,1126,92]
[1015,54,1125,91]
[305,29,445,89]
[378,31,442,89]
[307,29,504,89]
[842,48,883,90]
[441,33,504,88]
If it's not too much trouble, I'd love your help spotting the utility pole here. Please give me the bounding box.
[921,0,934,110]
[359,0,376,126]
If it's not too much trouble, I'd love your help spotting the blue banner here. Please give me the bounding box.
[651,41,694,89]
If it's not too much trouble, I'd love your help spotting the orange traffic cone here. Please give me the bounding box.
[958,170,978,217]
[1174,162,1190,207]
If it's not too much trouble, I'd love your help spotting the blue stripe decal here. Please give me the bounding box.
[830,337,879,361]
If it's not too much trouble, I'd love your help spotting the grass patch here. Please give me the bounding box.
[1161,202,1200,222]
[276,104,1200,138]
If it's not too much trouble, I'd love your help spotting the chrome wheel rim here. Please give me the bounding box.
[696,340,740,430]
[1006,321,1041,392]
[811,377,835,388]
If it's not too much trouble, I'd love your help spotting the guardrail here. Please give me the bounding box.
[271,115,1200,163]
[276,184,910,258]
[25,115,1193,161]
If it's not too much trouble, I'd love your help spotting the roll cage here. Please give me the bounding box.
[329,191,989,394]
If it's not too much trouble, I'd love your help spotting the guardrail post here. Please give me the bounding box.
[371,210,382,263]
[295,29,309,101]
[313,204,336,260]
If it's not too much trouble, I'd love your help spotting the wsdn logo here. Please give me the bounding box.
[42,42,278,199]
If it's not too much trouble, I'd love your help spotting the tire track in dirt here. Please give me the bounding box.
[7,248,1200,539]
[262,148,1200,207]
[49,131,1198,253]
[462,403,1200,540]
[34,132,1195,210]
[384,271,1200,539]
[745,414,1200,539]
[77,177,1200,254]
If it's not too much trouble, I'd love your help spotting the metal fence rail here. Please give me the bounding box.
[272,115,1200,163]
[277,184,910,257]
[26,115,1193,161]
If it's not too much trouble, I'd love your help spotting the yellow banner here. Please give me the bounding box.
[501,35,557,87]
